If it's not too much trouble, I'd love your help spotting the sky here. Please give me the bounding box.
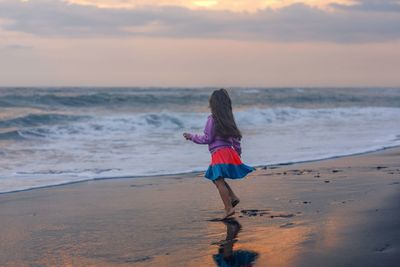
[0,0,399,87]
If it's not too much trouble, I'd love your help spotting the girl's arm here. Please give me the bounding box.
[185,116,215,144]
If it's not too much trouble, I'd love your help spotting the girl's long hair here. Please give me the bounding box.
[209,89,242,139]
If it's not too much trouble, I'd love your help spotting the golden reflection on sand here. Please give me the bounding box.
[10,210,355,267]
[182,218,313,267]
[236,224,312,266]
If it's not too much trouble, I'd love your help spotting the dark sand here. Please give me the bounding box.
[0,148,399,266]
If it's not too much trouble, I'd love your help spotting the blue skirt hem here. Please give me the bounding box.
[205,163,255,181]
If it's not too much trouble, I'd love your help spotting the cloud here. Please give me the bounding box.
[65,0,355,12]
[0,0,399,42]
[331,0,400,12]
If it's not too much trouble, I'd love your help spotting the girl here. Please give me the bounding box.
[183,89,254,220]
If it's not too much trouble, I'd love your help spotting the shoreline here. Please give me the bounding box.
[1,145,399,266]
[2,144,399,196]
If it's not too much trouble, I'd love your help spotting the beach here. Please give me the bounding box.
[0,147,399,266]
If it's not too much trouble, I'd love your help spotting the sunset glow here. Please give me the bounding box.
[65,0,356,12]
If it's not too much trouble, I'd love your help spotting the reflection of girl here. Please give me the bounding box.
[213,219,259,267]
[184,89,254,220]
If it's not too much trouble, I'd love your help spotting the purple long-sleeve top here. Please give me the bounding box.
[188,115,242,155]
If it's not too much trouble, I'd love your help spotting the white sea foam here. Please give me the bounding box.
[1,106,400,193]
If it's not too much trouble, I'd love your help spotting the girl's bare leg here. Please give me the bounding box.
[214,178,235,218]
[224,181,240,205]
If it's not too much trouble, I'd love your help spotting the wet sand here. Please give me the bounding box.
[0,148,399,266]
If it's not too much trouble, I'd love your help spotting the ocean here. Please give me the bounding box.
[0,87,399,193]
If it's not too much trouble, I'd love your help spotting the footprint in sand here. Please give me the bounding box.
[374,243,391,252]
[240,209,271,217]
[376,166,388,170]
[280,222,296,228]
[239,209,295,219]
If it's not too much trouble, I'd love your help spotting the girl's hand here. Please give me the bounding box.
[183,133,192,140]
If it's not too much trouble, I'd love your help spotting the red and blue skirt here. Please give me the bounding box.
[205,147,255,181]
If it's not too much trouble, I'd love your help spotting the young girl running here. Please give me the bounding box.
[183,89,254,219]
